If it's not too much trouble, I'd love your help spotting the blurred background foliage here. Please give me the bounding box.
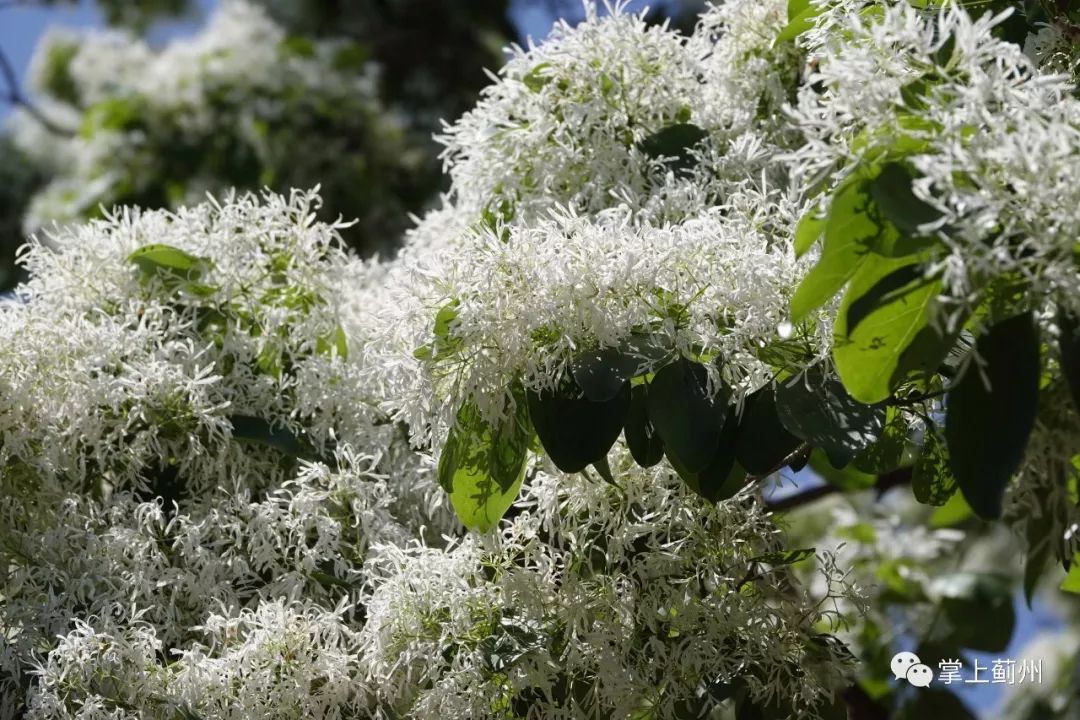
[0,0,705,290]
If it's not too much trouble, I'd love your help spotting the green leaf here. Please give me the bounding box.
[522,62,553,92]
[775,365,885,465]
[733,385,802,476]
[624,384,665,468]
[438,396,530,532]
[647,358,729,472]
[868,161,944,237]
[415,300,463,361]
[793,205,826,258]
[930,572,1015,652]
[912,428,957,506]
[929,490,973,528]
[808,448,876,490]
[1057,308,1080,416]
[790,174,880,322]
[852,406,911,474]
[638,123,708,173]
[527,382,630,473]
[775,4,823,43]
[316,325,348,360]
[229,415,315,460]
[571,346,638,402]
[833,256,948,404]
[1023,516,1053,606]
[787,0,812,21]
[945,311,1039,520]
[750,548,816,566]
[1061,553,1080,594]
[128,244,210,283]
[666,413,743,503]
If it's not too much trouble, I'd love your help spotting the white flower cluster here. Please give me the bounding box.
[358,461,860,719]
[788,1,1080,320]
[9,0,1080,717]
[355,0,824,442]
[0,187,853,719]
[11,0,413,250]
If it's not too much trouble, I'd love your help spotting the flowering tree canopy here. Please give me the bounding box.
[2,1,1080,719]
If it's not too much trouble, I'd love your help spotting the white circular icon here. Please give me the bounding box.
[890,651,921,681]
[906,663,934,687]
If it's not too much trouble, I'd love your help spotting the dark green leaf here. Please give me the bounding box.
[667,413,743,503]
[527,382,630,473]
[750,547,815,566]
[775,365,885,462]
[733,385,802,476]
[638,123,707,173]
[912,427,957,506]
[624,383,665,468]
[1057,308,1080,416]
[571,346,637,402]
[1023,516,1052,606]
[229,415,315,460]
[647,358,729,472]
[852,406,911,474]
[868,162,944,237]
[945,311,1039,520]
[808,448,876,490]
[931,572,1015,652]
[591,455,617,487]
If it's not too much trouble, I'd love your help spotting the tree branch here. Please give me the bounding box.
[0,43,74,136]
[765,467,914,513]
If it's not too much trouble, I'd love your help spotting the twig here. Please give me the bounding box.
[765,467,914,513]
[0,44,74,136]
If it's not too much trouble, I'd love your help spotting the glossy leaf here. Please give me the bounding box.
[128,243,210,284]
[638,123,707,173]
[667,413,743,503]
[852,406,910,474]
[833,255,947,404]
[790,174,878,322]
[527,382,630,473]
[438,397,530,532]
[647,358,729,472]
[571,346,638,402]
[229,415,315,461]
[911,428,957,506]
[775,365,885,464]
[733,385,802,476]
[868,161,944,238]
[624,383,665,468]
[945,311,1039,520]
[793,205,826,258]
